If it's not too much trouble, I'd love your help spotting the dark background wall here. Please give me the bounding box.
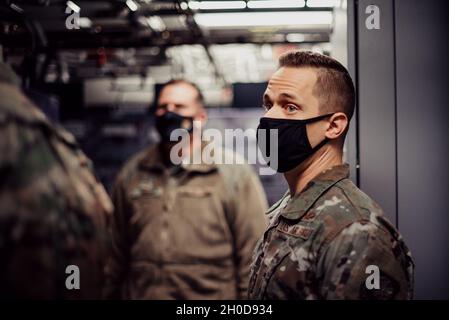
[395,0,449,299]
[350,0,449,299]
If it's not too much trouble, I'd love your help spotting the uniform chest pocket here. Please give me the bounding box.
[129,181,163,199]
[176,186,220,221]
[174,186,229,257]
[261,221,317,299]
[250,220,316,299]
[128,181,164,226]
[177,186,213,198]
[178,185,225,216]
[249,232,292,299]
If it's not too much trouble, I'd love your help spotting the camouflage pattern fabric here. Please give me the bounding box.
[248,164,414,300]
[0,62,112,299]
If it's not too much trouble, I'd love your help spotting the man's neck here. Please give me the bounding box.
[160,133,202,167]
[284,144,343,197]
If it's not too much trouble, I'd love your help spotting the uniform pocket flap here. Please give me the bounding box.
[178,186,213,197]
[129,181,163,198]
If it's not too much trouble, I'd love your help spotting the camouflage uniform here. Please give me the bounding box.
[104,144,268,300]
[248,164,414,300]
[0,62,113,299]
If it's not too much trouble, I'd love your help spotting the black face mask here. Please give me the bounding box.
[155,111,194,142]
[257,114,333,173]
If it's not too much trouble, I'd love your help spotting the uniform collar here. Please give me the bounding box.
[138,142,217,174]
[0,62,65,133]
[280,163,350,220]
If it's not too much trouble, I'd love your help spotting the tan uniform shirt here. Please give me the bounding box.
[105,144,268,299]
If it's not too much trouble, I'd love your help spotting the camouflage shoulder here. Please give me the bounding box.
[313,178,409,258]
[317,218,414,299]
[334,178,385,220]
[301,180,369,250]
[0,82,50,127]
[0,82,84,165]
[333,178,404,239]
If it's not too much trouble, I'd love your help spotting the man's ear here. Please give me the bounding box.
[197,107,208,125]
[325,112,348,140]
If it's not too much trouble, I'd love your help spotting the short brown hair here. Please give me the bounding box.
[158,79,205,105]
[279,51,355,120]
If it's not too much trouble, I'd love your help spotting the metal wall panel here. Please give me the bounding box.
[395,0,449,299]
[346,0,358,186]
[350,0,449,298]
[356,0,397,225]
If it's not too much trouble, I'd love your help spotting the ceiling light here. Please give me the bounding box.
[247,0,305,9]
[306,0,338,8]
[286,33,306,42]
[79,17,92,28]
[188,1,247,10]
[66,1,80,13]
[126,0,139,12]
[147,16,166,32]
[194,11,332,28]
[180,2,189,10]
[9,3,24,13]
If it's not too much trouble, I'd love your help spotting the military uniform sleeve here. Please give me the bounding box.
[103,174,132,299]
[0,122,55,299]
[317,221,413,300]
[0,120,111,299]
[228,166,268,299]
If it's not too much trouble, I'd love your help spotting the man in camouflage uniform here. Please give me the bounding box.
[0,62,112,299]
[104,79,268,299]
[249,51,414,299]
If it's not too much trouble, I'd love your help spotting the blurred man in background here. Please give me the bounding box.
[104,79,268,299]
[249,51,414,299]
[0,61,112,299]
